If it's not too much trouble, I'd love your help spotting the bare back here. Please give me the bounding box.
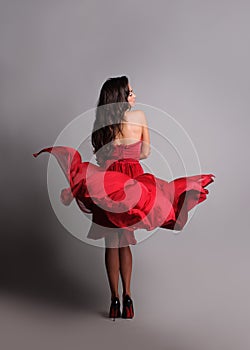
[113,109,151,158]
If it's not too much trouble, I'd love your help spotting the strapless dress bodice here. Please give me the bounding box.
[104,139,142,167]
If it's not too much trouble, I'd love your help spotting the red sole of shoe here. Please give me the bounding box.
[109,309,121,318]
[122,305,134,319]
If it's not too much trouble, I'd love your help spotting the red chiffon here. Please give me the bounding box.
[33,140,215,246]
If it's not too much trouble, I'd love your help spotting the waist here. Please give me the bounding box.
[104,157,140,167]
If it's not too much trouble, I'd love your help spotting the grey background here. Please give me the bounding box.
[1,0,249,349]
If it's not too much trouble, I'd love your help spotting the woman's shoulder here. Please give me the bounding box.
[124,109,146,123]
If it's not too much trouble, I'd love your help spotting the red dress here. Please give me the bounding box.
[33,140,215,246]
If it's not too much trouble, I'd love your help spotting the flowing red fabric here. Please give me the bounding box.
[33,141,215,246]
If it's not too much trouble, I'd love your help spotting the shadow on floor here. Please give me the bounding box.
[0,210,106,314]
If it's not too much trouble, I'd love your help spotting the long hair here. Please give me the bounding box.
[91,76,131,166]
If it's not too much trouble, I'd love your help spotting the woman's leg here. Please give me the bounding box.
[119,245,132,300]
[105,233,120,299]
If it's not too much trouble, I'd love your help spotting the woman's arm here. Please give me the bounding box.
[139,111,151,160]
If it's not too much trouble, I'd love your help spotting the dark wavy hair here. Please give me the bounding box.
[91,76,131,166]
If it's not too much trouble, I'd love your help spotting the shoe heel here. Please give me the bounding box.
[110,307,121,318]
[109,297,121,320]
[123,304,134,318]
[122,295,134,319]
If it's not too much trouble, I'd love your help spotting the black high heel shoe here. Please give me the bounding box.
[109,297,121,320]
[122,295,134,319]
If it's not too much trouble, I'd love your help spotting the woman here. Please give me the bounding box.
[91,76,151,319]
[33,76,215,320]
